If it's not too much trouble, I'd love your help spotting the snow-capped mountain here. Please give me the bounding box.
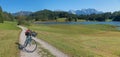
[69,8,103,15]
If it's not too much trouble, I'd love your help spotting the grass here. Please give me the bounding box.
[29,24,120,57]
[0,21,19,30]
[56,18,66,22]
[56,18,87,22]
[0,21,20,57]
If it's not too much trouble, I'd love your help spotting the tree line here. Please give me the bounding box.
[27,9,120,22]
[27,9,77,22]
[0,6,14,23]
[78,12,120,21]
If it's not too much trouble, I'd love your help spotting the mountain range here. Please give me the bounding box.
[68,8,103,15]
[12,8,103,16]
[12,11,32,16]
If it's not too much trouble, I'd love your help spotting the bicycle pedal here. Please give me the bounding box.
[19,45,24,50]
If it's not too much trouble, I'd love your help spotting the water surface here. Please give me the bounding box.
[34,22,120,26]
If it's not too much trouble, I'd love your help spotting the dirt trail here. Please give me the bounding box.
[18,26,68,57]
[33,37,68,57]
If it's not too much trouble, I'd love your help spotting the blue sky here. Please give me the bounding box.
[0,0,120,13]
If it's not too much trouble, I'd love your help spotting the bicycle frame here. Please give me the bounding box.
[24,36,32,47]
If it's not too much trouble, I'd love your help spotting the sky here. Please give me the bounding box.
[0,0,120,13]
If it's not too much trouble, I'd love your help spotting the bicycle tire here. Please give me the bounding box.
[24,39,37,53]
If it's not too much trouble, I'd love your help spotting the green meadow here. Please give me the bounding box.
[0,22,20,57]
[29,24,120,57]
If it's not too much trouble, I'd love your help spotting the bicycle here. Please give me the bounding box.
[18,31,37,53]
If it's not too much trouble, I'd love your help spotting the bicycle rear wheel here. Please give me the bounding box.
[24,39,37,53]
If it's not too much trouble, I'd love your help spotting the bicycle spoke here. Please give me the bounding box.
[24,39,37,53]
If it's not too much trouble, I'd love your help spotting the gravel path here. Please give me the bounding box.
[33,37,68,57]
[18,26,69,57]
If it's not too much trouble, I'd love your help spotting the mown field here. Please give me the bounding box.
[0,22,20,57]
[29,24,120,57]
[56,18,86,22]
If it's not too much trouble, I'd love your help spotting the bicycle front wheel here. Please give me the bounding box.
[24,39,37,53]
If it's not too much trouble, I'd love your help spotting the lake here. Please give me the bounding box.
[34,21,120,26]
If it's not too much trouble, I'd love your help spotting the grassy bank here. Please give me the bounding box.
[0,22,20,57]
[29,24,120,57]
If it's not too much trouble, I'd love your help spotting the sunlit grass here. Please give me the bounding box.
[29,24,120,57]
[56,18,66,22]
[0,21,20,57]
[0,21,19,30]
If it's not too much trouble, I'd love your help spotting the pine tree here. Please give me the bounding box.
[0,6,4,23]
